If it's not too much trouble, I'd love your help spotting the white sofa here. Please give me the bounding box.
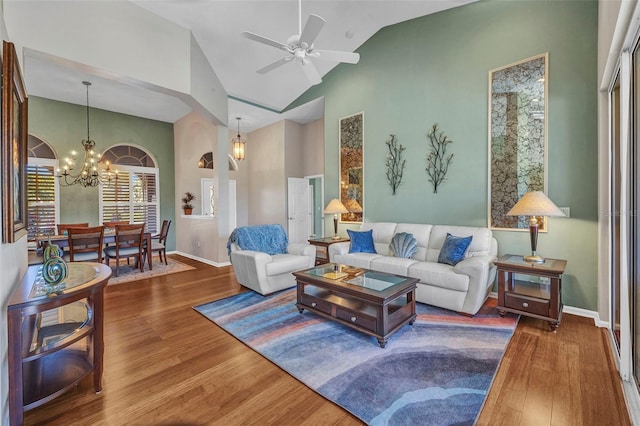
[329,222,498,315]
[230,242,316,295]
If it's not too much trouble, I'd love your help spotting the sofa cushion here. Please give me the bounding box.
[427,225,493,262]
[389,232,418,258]
[333,252,383,269]
[370,256,419,276]
[359,222,397,255]
[265,254,311,276]
[437,233,472,266]
[347,229,377,253]
[408,262,469,292]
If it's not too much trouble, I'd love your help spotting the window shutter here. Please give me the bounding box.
[100,166,159,234]
[27,163,57,240]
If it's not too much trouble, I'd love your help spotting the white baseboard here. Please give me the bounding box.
[172,251,231,267]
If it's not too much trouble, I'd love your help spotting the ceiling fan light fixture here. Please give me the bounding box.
[232,117,246,161]
[243,0,359,85]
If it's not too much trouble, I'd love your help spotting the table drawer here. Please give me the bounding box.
[336,307,376,332]
[505,293,549,316]
[299,293,332,315]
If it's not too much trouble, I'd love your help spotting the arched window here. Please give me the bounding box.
[27,134,59,240]
[196,152,239,171]
[198,152,213,169]
[99,145,160,234]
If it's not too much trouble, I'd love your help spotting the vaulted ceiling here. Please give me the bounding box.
[19,0,476,132]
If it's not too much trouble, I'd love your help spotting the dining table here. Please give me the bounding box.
[34,231,153,270]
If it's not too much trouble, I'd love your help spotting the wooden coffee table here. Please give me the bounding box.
[293,264,418,348]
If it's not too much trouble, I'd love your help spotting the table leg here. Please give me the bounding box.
[146,234,152,271]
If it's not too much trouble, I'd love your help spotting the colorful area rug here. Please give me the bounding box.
[108,257,195,285]
[194,289,518,425]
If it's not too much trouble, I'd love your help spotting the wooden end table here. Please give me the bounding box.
[495,254,567,331]
[307,236,350,265]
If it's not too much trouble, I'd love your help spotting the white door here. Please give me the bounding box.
[287,177,311,243]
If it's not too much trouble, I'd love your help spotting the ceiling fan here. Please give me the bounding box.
[242,0,360,85]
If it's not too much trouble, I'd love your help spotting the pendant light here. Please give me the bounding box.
[231,117,246,161]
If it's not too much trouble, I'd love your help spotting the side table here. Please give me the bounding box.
[308,236,350,265]
[495,254,567,331]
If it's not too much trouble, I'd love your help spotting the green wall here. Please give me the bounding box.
[289,0,598,310]
[28,96,176,250]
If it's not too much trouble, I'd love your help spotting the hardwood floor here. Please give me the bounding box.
[24,255,630,425]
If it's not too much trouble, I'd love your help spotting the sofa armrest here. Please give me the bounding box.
[230,250,272,291]
[288,243,316,268]
[453,255,495,276]
[328,242,350,262]
[454,255,497,314]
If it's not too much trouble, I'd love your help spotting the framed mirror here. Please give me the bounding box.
[339,112,364,223]
[488,53,548,231]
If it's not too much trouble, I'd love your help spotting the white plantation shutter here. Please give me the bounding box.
[100,166,159,234]
[27,158,59,240]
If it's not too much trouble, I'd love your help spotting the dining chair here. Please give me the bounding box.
[57,223,89,235]
[145,219,171,265]
[103,223,145,277]
[67,225,105,263]
[103,221,129,229]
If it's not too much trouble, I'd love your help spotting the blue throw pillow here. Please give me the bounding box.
[437,233,473,266]
[347,229,377,254]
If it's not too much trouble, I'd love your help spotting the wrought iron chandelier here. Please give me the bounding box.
[58,81,114,187]
[231,117,246,161]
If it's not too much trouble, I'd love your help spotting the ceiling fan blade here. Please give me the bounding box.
[299,14,326,47]
[300,60,322,85]
[312,50,360,64]
[242,31,291,52]
[256,57,293,74]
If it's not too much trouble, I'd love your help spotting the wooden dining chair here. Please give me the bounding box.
[102,221,129,229]
[145,219,171,265]
[103,223,145,277]
[67,225,105,263]
[57,223,89,235]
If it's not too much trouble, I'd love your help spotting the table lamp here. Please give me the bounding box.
[343,198,363,221]
[506,191,565,263]
[324,199,348,239]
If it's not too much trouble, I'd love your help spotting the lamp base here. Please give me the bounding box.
[331,235,342,240]
[523,254,545,263]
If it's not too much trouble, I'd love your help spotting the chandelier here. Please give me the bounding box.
[231,117,246,161]
[58,81,115,187]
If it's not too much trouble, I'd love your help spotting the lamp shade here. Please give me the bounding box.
[324,198,348,214]
[506,191,565,217]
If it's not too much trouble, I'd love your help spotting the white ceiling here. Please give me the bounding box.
[21,0,476,132]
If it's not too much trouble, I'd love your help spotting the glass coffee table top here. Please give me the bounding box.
[306,264,406,292]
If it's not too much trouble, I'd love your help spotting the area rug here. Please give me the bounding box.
[108,257,195,285]
[194,289,518,425]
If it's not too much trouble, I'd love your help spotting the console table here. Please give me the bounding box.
[7,262,111,425]
[495,254,567,330]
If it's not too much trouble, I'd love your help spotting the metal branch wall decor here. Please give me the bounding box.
[425,123,454,193]
[385,134,406,195]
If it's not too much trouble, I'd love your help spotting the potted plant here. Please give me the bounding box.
[182,192,195,215]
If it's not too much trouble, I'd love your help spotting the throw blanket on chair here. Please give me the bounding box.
[227,224,288,256]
